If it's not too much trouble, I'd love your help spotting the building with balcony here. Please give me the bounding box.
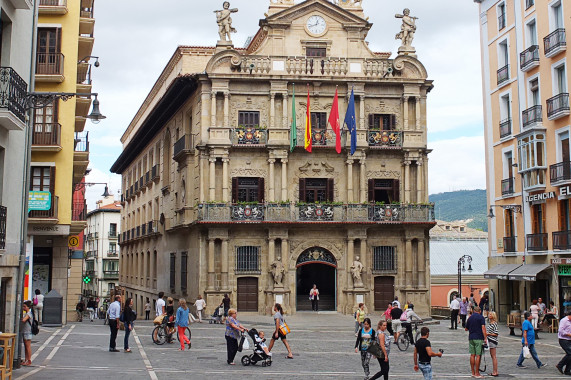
[83,197,120,302]
[475,0,570,320]
[111,0,435,316]
[0,0,33,332]
[29,0,97,323]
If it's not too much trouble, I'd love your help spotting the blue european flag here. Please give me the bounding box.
[344,88,357,155]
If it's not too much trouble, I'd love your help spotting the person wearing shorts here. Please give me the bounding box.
[465,306,487,378]
[390,302,403,341]
[267,303,293,359]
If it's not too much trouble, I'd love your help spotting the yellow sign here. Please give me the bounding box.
[68,235,80,248]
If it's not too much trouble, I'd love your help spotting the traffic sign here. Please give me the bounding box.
[68,235,80,248]
[83,276,91,284]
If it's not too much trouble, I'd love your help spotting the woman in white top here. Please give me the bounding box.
[33,289,44,325]
[530,299,540,329]
[309,284,319,312]
[193,295,206,323]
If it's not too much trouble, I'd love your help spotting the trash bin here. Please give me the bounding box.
[42,289,63,327]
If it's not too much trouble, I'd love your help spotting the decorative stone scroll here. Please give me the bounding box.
[296,247,337,268]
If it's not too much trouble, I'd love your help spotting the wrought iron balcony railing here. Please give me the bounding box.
[0,206,6,250]
[522,105,542,128]
[108,231,117,238]
[103,271,119,279]
[499,118,511,138]
[32,123,61,146]
[501,177,514,196]
[503,236,516,252]
[519,45,539,71]
[107,251,118,257]
[174,133,194,160]
[544,28,566,57]
[550,161,571,184]
[367,130,402,148]
[296,128,346,148]
[36,53,64,75]
[554,231,571,250]
[232,127,267,145]
[151,164,159,181]
[0,67,27,123]
[497,64,509,85]
[39,0,66,5]
[547,93,570,119]
[527,233,548,251]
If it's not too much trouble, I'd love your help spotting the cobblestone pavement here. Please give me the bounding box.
[13,313,570,379]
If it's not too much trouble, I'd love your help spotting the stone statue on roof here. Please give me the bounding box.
[395,8,418,49]
[214,1,238,43]
[337,0,363,7]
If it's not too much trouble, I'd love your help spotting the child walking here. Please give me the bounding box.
[176,298,191,350]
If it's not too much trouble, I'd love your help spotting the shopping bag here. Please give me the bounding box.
[242,336,250,350]
[153,315,164,325]
[523,346,531,359]
[279,321,291,336]
[189,313,197,324]
[238,335,246,352]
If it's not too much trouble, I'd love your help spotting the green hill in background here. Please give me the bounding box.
[429,189,488,232]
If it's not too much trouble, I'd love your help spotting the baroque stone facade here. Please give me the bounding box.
[112,0,435,316]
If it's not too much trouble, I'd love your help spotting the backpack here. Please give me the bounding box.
[33,296,38,306]
[400,310,408,322]
[29,310,39,335]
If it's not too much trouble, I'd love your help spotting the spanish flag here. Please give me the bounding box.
[304,84,312,152]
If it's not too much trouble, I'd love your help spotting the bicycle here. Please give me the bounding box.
[396,320,423,351]
[152,317,191,346]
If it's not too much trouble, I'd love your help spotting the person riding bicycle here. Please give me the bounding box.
[402,303,422,345]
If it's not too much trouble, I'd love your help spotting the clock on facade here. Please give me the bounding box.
[306,15,326,35]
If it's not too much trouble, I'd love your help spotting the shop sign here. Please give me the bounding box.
[559,265,571,276]
[30,225,70,236]
[552,258,571,265]
[525,191,555,202]
[561,186,571,196]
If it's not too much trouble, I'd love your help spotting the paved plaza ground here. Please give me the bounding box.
[13,312,571,379]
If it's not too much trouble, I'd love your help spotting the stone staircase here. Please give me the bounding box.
[297,294,335,311]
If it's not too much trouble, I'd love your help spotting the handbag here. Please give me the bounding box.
[366,341,384,359]
[523,346,532,359]
[400,311,408,322]
[153,315,164,325]
[279,320,291,336]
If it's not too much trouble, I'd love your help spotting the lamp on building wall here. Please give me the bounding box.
[458,254,473,300]
[25,92,107,123]
[74,182,111,197]
[78,55,100,67]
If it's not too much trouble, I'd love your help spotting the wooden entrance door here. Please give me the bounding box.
[374,276,394,311]
[237,277,258,312]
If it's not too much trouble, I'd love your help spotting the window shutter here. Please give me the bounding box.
[368,179,374,202]
[327,178,334,202]
[299,178,306,202]
[49,166,56,194]
[541,204,546,233]
[232,177,238,203]
[559,202,566,231]
[532,205,539,234]
[392,179,400,202]
[368,114,374,129]
[505,209,513,237]
[390,114,396,130]
[258,177,265,203]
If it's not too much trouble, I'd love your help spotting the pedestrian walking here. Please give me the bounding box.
[449,295,460,330]
[309,284,319,312]
[479,294,489,318]
[384,302,393,335]
[530,299,540,329]
[221,293,231,322]
[413,327,442,380]
[194,295,206,323]
[355,303,366,336]
[392,296,401,309]
[355,317,375,380]
[144,299,151,320]
[225,308,247,365]
[486,311,499,376]
[465,306,487,378]
[460,297,469,328]
[123,298,136,353]
[87,298,97,322]
[108,295,121,352]
[176,298,191,351]
[156,292,166,317]
[390,302,403,342]
[517,311,547,369]
[370,320,391,380]
[20,300,34,366]
[557,311,571,374]
[469,293,476,311]
[268,303,293,359]
[33,289,44,325]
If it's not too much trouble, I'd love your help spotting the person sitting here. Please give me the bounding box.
[257,331,272,356]
[543,301,558,325]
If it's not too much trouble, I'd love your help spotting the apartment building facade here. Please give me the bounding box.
[112,0,435,316]
[476,0,570,319]
[0,0,34,332]
[29,0,96,322]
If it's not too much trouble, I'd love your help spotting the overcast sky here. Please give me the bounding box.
[84,0,485,208]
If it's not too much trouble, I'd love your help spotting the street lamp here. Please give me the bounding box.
[24,92,106,123]
[74,182,111,197]
[458,255,473,300]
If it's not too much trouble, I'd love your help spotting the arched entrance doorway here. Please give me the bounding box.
[296,247,336,311]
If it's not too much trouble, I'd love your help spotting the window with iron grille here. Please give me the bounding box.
[372,246,396,273]
[181,252,188,293]
[169,252,176,290]
[235,246,260,274]
[238,111,260,128]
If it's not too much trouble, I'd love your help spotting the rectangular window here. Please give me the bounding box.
[310,112,327,130]
[553,2,563,29]
[169,252,176,290]
[499,40,509,67]
[527,20,537,46]
[30,166,55,192]
[108,243,116,253]
[235,246,260,273]
[498,3,506,30]
[530,78,540,106]
[180,252,188,292]
[109,223,117,237]
[559,199,571,231]
[103,260,118,272]
[36,28,62,75]
[368,179,400,203]
[306,48,326,57]
[232,177,265,203]
[238,111,260,128]
[504,209,514,236]
[532,203,546,233]
[372,246,396,272]
[556,65,567,93]
[368,114,396,130]
[299,178,334,202]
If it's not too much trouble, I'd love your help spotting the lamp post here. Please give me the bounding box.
[458,255,473,300]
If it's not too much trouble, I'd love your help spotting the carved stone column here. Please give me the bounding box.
[423,157,429,203]
[281,159,288,201]
[347,238,355,288]
[405,238,412,286]
[282,92,288,128]
[223,91,230,128]
[268,238,275,270]
[416,161,423,203]
[209,157,216,201]
[221,238,229,290]
[418,239,426,287]
[359,95,365,129]
[199,153,205,203]
[270,93,276,129]
[211,91,217,127]
[360,238,367,274]
[222,158,229,202]
[281,239,288,266]
[359,155,366,203]
[402,96,409,130]
[207,238,215,290]
[403,160,411,203]
[268,158,276,202]
[347,159,354,203]
[415,96,421,130]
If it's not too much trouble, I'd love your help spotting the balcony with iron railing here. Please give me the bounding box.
[497,64,509,86]
[368,130,402,149]
[36,53,64,81]
[103,270,119,280]
[108,231,117,239]
[141,223,147,236]
[0,206,6,250]
[32,123,61,150]
[38,0,67,14]
[544,28,566,58]
[522,105,542,128]
[296,128,347,148]
[231,127,267,146]
[554,231,571,250]
[527,233,548,251]
[107,251,118,257]
[151,165,160,182]
[501,177,515,196]
[174,133,195,160]
[520,45,540,72]
[29,196,58,220]
[547,93,570,120]
[499,118,511,139]
[503,236,516,253]
[550,161,571,185]
[0,67,27,128]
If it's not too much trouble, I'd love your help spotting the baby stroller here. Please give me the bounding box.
[241,328,272,367]
[209,305,224,324]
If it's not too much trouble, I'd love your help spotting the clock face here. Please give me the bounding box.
[307,15,326,35]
